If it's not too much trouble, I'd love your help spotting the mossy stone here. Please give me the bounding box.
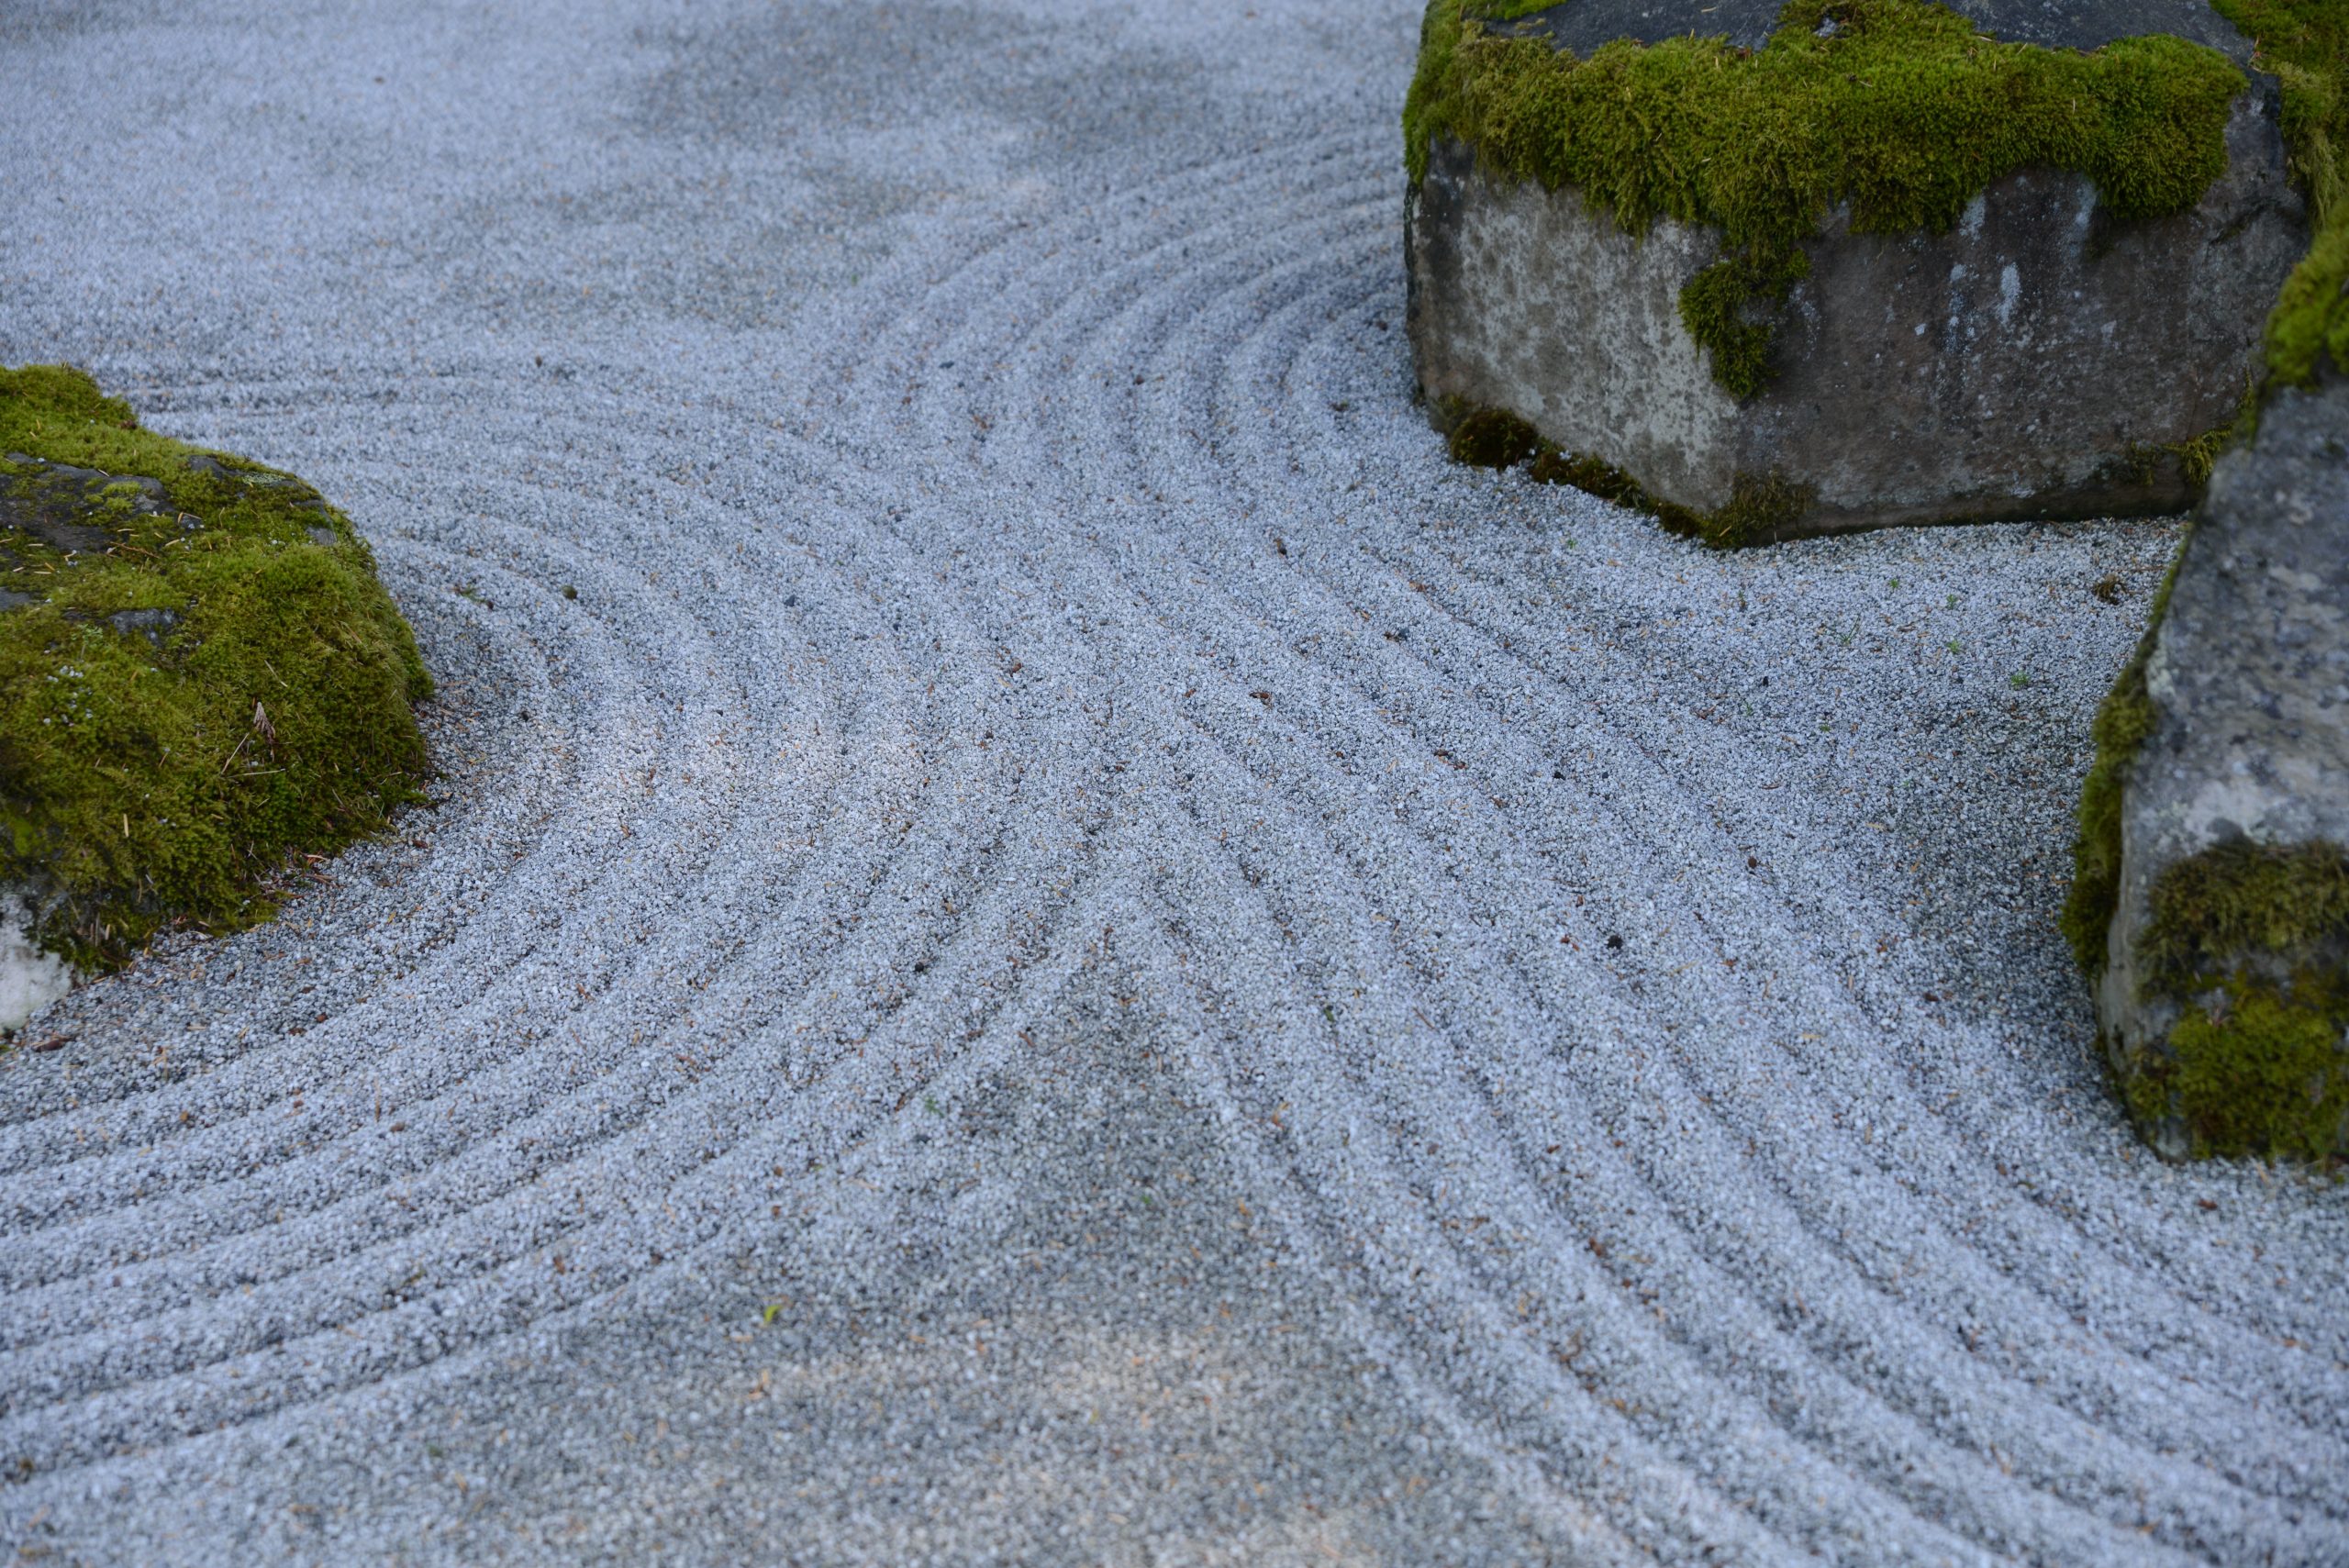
[1404,0,2315,539]
[2050,0,2343,1160]
[2069,369,2349,1163]
[0,365,429,992]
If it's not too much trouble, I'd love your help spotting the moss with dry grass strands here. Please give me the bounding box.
[0,365,430,970]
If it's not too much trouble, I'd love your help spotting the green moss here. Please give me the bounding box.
[2206,0,2349,385]
[2167,421,2237,489]
[1703,469,1817,548]
[2058,529,2188,977]
[1405,0,2248,397]
[2151,978,2348,1161]
[1676,246,1813,401]
[1436,398,1812,546]
[1526,446,1680,525]
[2141,839,2349,989]
[2104,829,2349,1162]
[2113,379,2255,489]
[0,365,430,969]
[1447,406,1543,468]
[2264,203,2349,384]
[2212,0,2345,217]
[2060,658,2155,976]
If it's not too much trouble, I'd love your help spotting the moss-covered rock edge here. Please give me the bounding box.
[2059,534,2188,981]
[2055,1,2345,1161]
[2116,841,2349,1161]
[1,365,431,973]
[2065,0,2342,979]
[2233,0,2349,390]
[1441,402,1811,548]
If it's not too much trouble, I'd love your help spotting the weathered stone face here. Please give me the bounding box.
[0,889,72,1035]
[2095,373,2349,1159]
[2131,385,2349,876]
[1405,2,2312,539]
[1408,140,1740,507]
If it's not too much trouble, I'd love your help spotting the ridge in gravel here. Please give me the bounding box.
[0,0,2342,1564]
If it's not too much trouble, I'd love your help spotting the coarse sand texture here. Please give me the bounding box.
[0,2,2342,1564]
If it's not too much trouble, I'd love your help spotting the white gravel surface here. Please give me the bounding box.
[2,0,2343,1562]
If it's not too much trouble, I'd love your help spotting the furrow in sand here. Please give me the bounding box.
[790,106,2343,1559]
[0,1,2341,1562]
[0,462,1124,1450]
[1097,589,2335,1556]
[956,128,2343,1451]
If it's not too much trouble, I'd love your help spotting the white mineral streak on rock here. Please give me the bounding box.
[0,894,72,1034]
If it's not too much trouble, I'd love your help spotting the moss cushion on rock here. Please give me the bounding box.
[0,365,429,999]
[1403,0,2316,541]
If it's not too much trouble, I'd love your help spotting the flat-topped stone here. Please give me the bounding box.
[1496,0,2256,65]
[1404,0,2311,540]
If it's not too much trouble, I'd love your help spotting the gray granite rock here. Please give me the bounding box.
[1406,1,2309,538]
[2095,372,2349,1157]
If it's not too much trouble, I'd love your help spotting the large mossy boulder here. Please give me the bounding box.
[2064,368,2348,1162]
[2057,0,2347,1160]
[0,366,430,1025]
[1403,0,2320,543]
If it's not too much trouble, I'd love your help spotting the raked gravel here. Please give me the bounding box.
[1,0,2343,1562]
